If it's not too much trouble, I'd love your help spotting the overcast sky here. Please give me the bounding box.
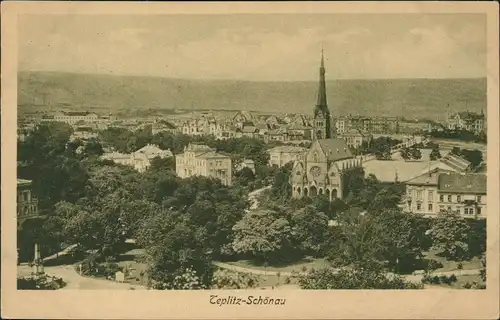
[18,14,486,81]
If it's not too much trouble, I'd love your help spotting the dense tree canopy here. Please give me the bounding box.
[428,210,471,261]
[232,209,294,263]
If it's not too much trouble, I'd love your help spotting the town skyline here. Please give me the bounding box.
[19,14,486,81]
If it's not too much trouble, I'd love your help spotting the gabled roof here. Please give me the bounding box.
[240,126,258,133]
[438,172,486,194]
[406,168,448,186]
[268,146,307,154]
[316,139,353,162]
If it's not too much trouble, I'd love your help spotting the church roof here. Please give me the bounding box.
[316,139,353,161]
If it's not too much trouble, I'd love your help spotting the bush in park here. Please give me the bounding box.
[439,275,449,284]
[431,276,440,284]
[17,275,66,290]
[449,274,457,283]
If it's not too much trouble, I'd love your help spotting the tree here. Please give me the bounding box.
[410,147,422,160]
[234,167,255,187]
[479,254,486,282]
[325,210,387,269]
[84,138,104,156]
[232,210,294,263]
[376,210,429,273]
[329,198,349,219]
[137,213,214,289]
[368,188,403,214]
[400,147,412,161]
[270,163,293,203]
[429,146,442,160]
[460,149,483,168]
[428,210,471,261]
[468,219,486,257]
[149,156,175,172]
[298,265,423,289]
[290,206,329,256]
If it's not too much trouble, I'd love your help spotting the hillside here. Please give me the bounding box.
[18,71,487,119]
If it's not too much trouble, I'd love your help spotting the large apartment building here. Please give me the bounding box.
[41,111,116,125]
[404,169,486,219]
[335,115,400,135]
[176,144,232,186]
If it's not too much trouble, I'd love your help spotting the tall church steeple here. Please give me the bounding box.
[313,48,332,140]
[316,48,327,107]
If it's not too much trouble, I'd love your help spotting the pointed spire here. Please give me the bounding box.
[320,44,325,68]
[316,48,327,108]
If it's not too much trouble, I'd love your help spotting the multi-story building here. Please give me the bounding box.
[340,129,373,149]
[236,125,260,139]
[268,146,308,167]
[335,115,400,134]
[370,116,400,134]
[404,169,486,218]
[290,138,363,201]
[41,111,116,125]
[17,179,39,218]
[447,111,486,133]
[181,119,209,136]
[176,144,232,185]
[101,144,173,173]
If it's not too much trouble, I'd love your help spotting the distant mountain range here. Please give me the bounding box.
[18,71,487,120]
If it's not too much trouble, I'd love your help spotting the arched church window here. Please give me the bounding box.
[296,171,301,175]
[313,152,318,162]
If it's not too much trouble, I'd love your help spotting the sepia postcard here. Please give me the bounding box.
[1,1,499,319]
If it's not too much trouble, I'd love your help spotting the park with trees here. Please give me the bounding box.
[17,123,486,290]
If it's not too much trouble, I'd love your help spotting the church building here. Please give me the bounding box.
[290,50,363,201]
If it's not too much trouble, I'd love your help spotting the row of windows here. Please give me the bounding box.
[438,194,482,203]
[415,203,481,215]
[415,190,482,203]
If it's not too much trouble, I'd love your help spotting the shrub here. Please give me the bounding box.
[284,276,291,285]
[449,274,457,283]
[431,276,441,284]
[461,281,485,289]
[17,275,66,290]
[426,260,442,272]
[461,282,473,289]
[439,275,450,285]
